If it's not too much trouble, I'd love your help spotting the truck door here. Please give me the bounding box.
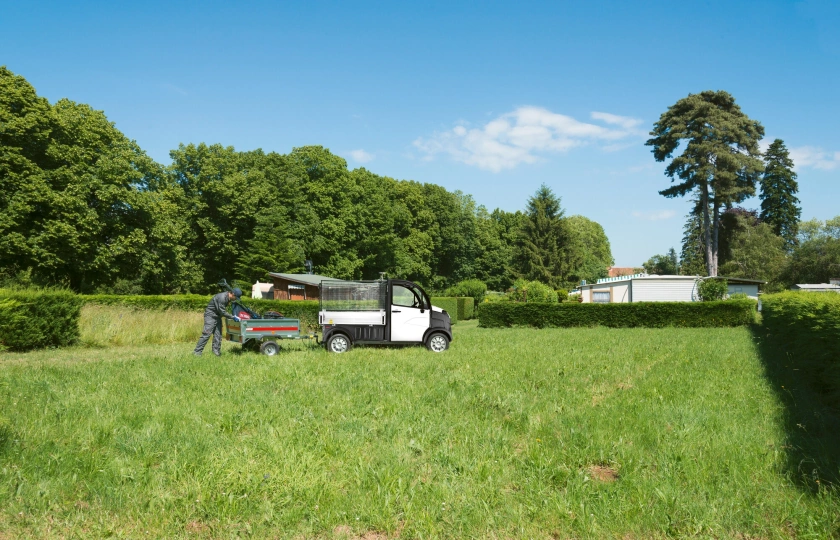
[390,282,430,342]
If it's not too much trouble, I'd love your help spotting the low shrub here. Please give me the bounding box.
[82,295,320,330]
[698,278,728,301]
[0,289,84,351]
[430,297,459,324]
[445,279,487,306]
[510,280,558,303]
[761,292,840,406]
[477,300,757,329]
[556,288,570,302]
[482,291,510,303]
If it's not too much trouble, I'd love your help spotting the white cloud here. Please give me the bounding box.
[348,149,374,163]
[632,210,676,221]
[789,145,840,170]
[590,111,643,129]
[413,106,643,172]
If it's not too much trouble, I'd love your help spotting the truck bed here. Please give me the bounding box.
[319,310,386,326]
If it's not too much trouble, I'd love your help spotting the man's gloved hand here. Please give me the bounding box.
[233,316,241,322]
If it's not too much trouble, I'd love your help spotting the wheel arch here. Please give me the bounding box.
[423,327,452,343]
[323,327,353,344]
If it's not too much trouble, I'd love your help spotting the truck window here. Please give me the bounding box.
[392,285,420,308]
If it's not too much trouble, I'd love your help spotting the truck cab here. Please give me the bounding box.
[319,279,452,353]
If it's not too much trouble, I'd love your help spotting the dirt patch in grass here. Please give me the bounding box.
[333,524,401,539]
[588,464,619,483]
[186,520,211,534]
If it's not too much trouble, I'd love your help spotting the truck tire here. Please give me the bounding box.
[425,332,449,352]
[260,340,280,356]
[326,333,352,353]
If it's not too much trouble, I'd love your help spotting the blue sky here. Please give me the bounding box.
[3,0,838,266]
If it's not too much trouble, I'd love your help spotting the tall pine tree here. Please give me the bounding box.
[513,184,567,288]
[679,199,707,276]
[760,139,801,250]
[646,91,765,276]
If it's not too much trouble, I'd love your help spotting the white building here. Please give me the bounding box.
[790,278,840,292]
[578,274,763,303]
[251,280,275,299]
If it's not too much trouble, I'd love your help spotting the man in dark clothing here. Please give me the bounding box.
[193,288,242,356]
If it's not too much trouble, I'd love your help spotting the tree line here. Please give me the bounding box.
[643,90,839,289]
[0,67,612,294]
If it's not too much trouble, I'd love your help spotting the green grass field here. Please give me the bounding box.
[1,320,838,538]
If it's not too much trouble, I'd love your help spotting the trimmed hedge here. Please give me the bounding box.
[0,289,84,351]
[82,295,320,331]
[477,300,757,329]
[457,297,475,320]
[761,292,840,405]
[430,297,459,324]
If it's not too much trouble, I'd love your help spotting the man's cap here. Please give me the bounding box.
[232,287,242,298]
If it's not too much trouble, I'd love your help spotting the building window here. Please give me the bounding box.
[288,284,306,300]
[593,291,611,303]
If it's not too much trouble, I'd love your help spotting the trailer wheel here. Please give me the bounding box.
[425,332,449,352]
[260,340,280,356]
[326,334,352,353]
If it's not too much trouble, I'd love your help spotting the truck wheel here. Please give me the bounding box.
[260,340,280,356]
[326,334,352,353]
[425,332,449,352]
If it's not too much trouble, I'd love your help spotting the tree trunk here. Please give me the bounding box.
[711,199,720,277]
[702,184,713,277]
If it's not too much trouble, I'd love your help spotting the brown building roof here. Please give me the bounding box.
[608,267,639,278]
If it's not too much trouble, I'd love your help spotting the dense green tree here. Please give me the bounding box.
[782,217,840,286]
[472,207,522,291]
[643,248,679,275]
[718,207,760,269]
[234,210,304,285]
[719,222,786,286]
[564,215,613,284]
[646,91,765,276]
[167,143,277,290]
[513,185,567,288]
[760,139,801,250]
[0,66,182,292]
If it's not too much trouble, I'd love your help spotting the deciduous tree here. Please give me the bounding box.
[643,248,679,275]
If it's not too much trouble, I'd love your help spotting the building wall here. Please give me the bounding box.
[727,283,759,299]
[581,282,630,303]
[582,278,758,303]
[631,278,697,302]
[270,277,320,301]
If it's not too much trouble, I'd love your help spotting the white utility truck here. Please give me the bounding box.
[319,279,452,353]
